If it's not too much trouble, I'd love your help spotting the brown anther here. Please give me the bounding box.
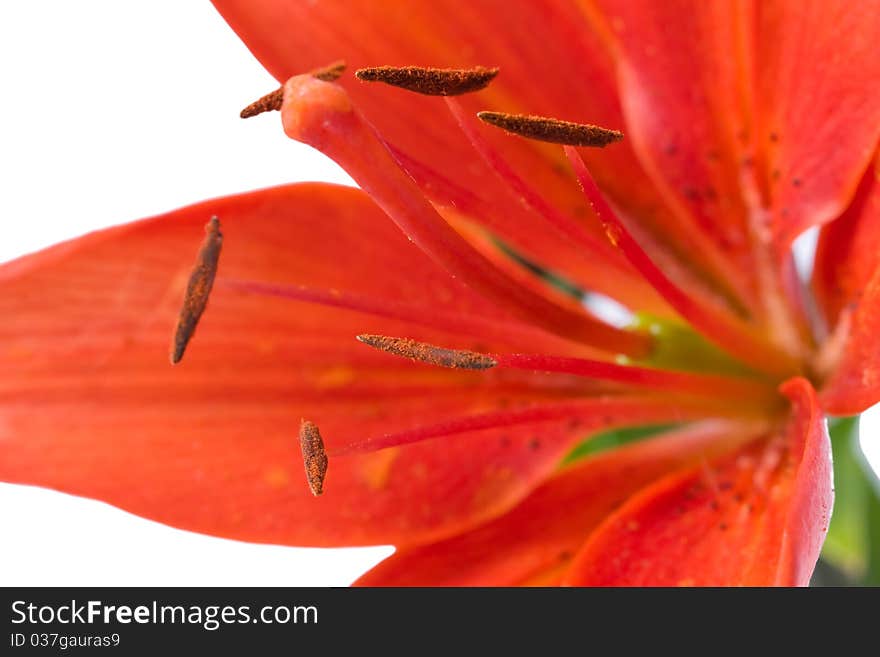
[240,88,283,119]
[300,420,329,496]
[477,111,624,147]
[170,217,222,365]
[355,65,499,96]
[356,334,497,370]
[311,59,347,82]
[240,61,347,118]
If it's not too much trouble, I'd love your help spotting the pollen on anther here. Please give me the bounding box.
[240,61,347,118]
[300,420,329,496]
[477,111,623,147]
[240,88,284,119]
[169,216,222,365]
[355,65,499,96]
[311,60,347,82]
[356,334,497,370]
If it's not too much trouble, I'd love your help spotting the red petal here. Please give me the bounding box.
[813,150,880,326]
[212,0,730,312]
[355,421,763,586]
[591,0,761,309]
[812,152,880,414]
[0,183,702,548]
[563,378,831,586]
[753,1,880,245]
[818,266,880,415]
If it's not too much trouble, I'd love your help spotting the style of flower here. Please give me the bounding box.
[2,1,879,586]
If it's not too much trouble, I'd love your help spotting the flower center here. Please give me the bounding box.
[171,63,818,495]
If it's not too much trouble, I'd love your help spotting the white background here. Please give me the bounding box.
[0,1,877,585]
[0,1,389,586]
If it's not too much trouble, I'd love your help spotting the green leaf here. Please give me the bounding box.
[819,416,880,585]
[562,423,681,465]
[492,237,584,300]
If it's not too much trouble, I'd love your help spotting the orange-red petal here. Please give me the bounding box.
[813,150,880,326]
[812,153,880,414]
[591,0,760,310]
[0,183,707,548]
[753,1,880,246]
[818,267,880,415]
[563,378,831,586]
[355,421,764,586]
[212,0,723,313]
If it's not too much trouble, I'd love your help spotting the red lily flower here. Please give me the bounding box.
[2,0,879,586]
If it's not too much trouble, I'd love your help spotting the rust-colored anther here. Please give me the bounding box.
[240,60,347,118]
[355,65,499,96]
[300,420,329,496]
[170,216,222,365]
[240,88,284,119]
[477,111,624,147]
[356,334,497,370]
[311,59,347,82]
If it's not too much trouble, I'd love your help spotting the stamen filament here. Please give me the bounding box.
[170,217,222,364]
[493,352,773,401]
[328,397,747,457]
[564,146,802,379]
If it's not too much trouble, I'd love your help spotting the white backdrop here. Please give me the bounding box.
[1,1,877,586]
[0,1,390,586]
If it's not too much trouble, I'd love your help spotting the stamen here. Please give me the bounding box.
[355,65,498,96]
[241,61,347,118]
[356,334,497,370]
[310,59,347,82]
[170,216,222,365]
[240,88,283,119]
[477,111,623,147]
[299,420,328,496]
[356,334,780,406]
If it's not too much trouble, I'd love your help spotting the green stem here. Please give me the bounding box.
[816,416,880,586]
